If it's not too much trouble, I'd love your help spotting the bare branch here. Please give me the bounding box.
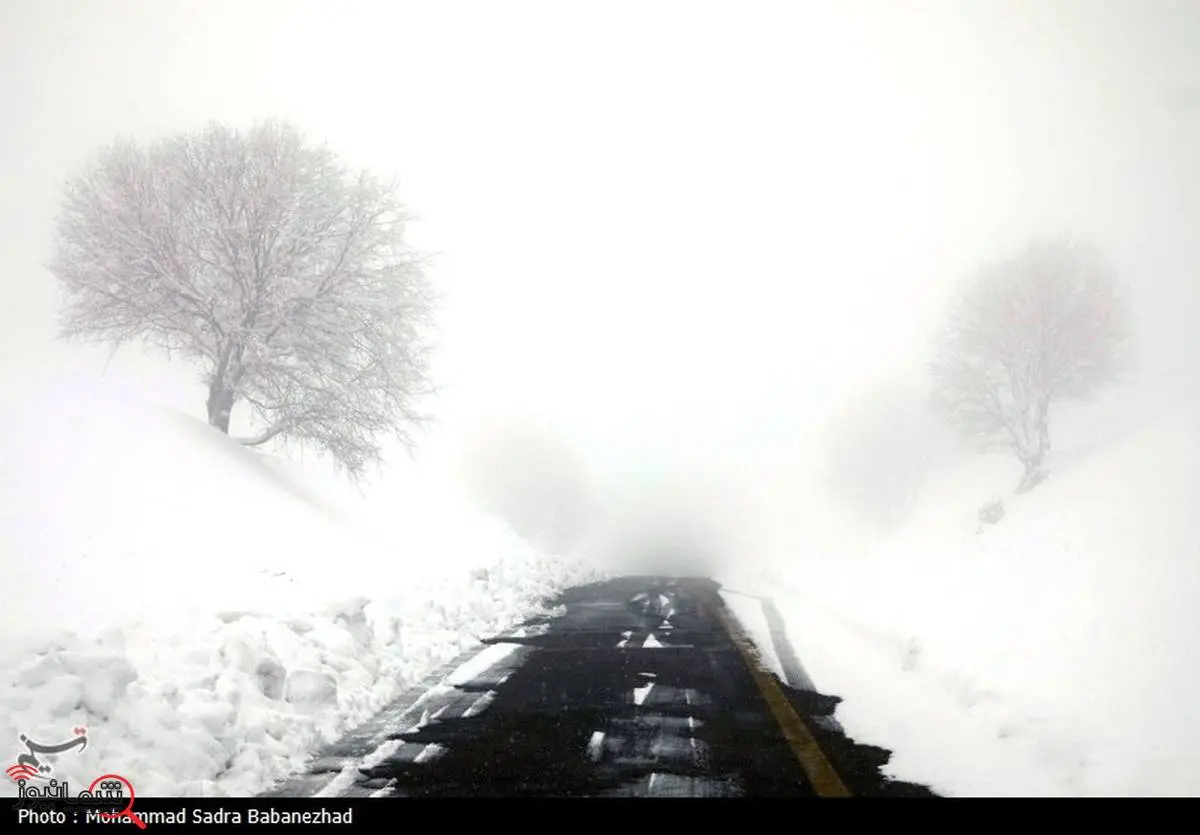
[49,120,436,477]
[930,238,1130,487]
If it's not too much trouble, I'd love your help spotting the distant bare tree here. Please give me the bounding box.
[931,239,1129,492]
[50,121,434,477]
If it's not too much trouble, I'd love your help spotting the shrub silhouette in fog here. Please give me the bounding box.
[823,383,942,533]
[457,417,596,555]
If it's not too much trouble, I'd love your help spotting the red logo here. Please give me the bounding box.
[88,775,146,829]
[5,764,39,782]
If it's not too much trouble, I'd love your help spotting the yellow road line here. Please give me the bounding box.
[708,594,853,798]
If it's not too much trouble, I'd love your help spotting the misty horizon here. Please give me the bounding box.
[4,0,1200,496]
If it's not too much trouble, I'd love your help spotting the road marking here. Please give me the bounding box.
[462,691,496,718]
[685,690,698,753]
[312,766,359,798]
[445,641,522,686]
[414,743,446,764]
[314,738,403,798]
[644,633,664,648]
[708,594,852,798]
[403,709,432,733]
[587,731,605,762]
[634,682,654,705]
[368,782,396,798]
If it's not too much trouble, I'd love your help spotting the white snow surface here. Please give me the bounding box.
[0,371,601,797]
[721,404,1200,796]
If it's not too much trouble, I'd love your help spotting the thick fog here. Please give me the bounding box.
[3,1,1199,567]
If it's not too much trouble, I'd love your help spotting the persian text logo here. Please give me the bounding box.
[14,773,147,829]
[6,727,87,783]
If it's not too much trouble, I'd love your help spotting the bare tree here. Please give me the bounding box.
[931,239,1129,492]
[50,121,434,477]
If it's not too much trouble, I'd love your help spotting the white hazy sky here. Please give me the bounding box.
[3,0,1200,484]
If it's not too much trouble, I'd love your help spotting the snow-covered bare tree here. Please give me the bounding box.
[50,121,434,477]
[931,239,1129,492]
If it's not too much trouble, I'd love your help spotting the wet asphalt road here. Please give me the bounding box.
[264,576,937,798]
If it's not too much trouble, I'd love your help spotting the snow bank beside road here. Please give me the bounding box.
[726,406,1200,796]
[0,372,600,796]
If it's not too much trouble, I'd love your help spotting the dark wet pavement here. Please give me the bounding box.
[264,576,937,798]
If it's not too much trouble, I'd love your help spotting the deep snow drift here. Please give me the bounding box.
[724,404,1200,796]
[0,371,600,796]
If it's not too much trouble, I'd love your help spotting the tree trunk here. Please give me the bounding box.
[1015,409,1052,493]
[206,381,236,434]
[1016,458,1048,493]
[1037,401,1051,455]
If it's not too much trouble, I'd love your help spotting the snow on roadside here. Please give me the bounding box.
[0,371,602,797]
[722,406,1200,796]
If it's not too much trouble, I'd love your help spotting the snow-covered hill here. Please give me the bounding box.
[727,404,1200,796]
[0,370,599,796]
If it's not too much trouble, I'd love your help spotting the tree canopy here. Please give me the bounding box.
[931,239,1129,490]
[51,121,435,476]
